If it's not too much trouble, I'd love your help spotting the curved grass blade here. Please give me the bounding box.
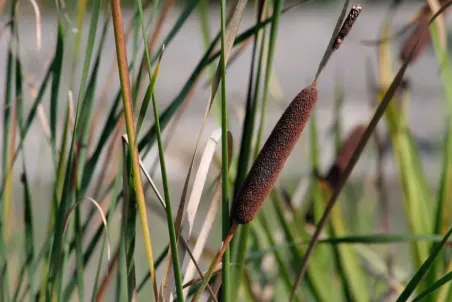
[46,0,103,298]
[91,170,121,301]
[61,197,111,265]
[63,192,122,300]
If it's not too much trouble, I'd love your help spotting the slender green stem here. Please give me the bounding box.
[136,0,184,299]
[254,0,283,155]
[219,0,230,301]
[231,1,268,298]
[198,0,222,125]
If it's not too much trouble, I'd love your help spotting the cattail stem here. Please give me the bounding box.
[192,222,238,301]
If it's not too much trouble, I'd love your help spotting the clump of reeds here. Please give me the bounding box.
[193,4,363,299]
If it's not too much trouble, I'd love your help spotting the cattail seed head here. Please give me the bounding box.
[325,124,367,189]
[232,86,318,224]
[333,5,362,50]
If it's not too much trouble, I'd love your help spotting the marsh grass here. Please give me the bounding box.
[1,0,452,301]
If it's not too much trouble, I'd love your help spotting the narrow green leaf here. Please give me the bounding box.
[396,226,452,302]
[21,170,35,301]
[254,0,283,155]
[122,146,137,300]
[135,47,164,137]
[413,271,452,302]
[50,22,64,163]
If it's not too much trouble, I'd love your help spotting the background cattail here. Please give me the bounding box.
[304,124,367,223]
[400,1,450,64]
[400,6,431,64]
[324,124,367,189]
[232,85,318,224]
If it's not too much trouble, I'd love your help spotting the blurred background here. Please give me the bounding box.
[1,0,450,196]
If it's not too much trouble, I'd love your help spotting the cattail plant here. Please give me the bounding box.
[400,1,450,64]
[304,124,366,223]
[233,4,362,226]
[324,124,367,189]
[333,5,362,50]
[400,5,431,64]
[192,4,362,300]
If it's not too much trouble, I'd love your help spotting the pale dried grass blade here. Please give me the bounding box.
[184,129,222,245]
[180,130,232,292]
[63,197,112,262]
[182,181,223,297]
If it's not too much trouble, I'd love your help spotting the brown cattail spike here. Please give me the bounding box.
[333,5,362,50]
[232,86,318,224]
[325,124,367,189]
[400,6,431,64]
